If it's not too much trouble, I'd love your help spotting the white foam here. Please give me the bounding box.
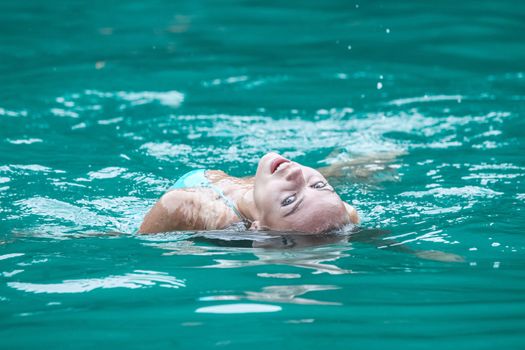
[88,167,127,180]
[400,186,503,199]
[140,142,192,161]
[116,90,184,107]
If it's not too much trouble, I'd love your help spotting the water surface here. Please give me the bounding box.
[1,0,525,349]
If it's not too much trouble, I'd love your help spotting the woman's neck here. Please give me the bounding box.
[231,186,258,224]
[207,170,259,223]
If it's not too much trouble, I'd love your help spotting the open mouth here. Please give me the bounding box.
[270,157,290,174]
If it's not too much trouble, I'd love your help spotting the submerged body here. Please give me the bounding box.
[139,153,359,234]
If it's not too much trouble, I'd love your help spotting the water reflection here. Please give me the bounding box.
[8,270,185,294]
[143,230,357,274]
[206,247,353,275]
[142,228,465,273]
[199,284,341,305]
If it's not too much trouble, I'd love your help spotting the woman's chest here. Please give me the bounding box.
[188,189,241,230]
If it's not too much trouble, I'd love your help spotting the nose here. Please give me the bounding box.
[285,165,305,186]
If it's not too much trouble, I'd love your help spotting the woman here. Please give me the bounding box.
[138,152,359,234]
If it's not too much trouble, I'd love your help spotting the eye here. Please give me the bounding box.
[281,194,296,206]
[311,181,327,189]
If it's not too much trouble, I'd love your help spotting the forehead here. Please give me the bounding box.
[302,189,341,212]
[285,210,346,233]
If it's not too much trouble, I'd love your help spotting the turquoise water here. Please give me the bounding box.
[1,0,525,348]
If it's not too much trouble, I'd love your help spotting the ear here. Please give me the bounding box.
[249,220,262,230]
[344,202,359,224]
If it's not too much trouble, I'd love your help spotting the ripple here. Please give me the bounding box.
[7,138,43,145]
[388,95,464,106]
[0,253,24,261]
[140,142,193,162]
[203,75,249,87]
[84,89,184,107]
[16,197,112,228]
[116,91,184,107]
[97,117,123,125]
[146,109,512,168]
[1,270,23,277]
[285,319,315,324]
[257,273,302,279]
[400,186,503,199]
[0,107,27,117]
[468,163,524,171]
[87,167,127,180]
[8,270,185,294]
[203,248,353,275]
[1,164,60,174]
[195,303,281,314]
[199,284,341,305]
[50,108,79,118]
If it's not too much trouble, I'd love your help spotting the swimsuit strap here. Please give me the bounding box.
[171,169,250,226]
[208,185,250,226]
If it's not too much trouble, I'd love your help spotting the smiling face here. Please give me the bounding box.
[252,152,357,233]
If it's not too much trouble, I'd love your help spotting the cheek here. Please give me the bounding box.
[253,181,275,214]
[260,194,280,215]
[253,176,267,205]
[260,210,283,229]
[254,177,279,201]
[254,192,283,224]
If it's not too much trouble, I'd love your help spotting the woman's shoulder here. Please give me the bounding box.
[205,170,229,181]
[139,188,235,233]
[159,188,239,230]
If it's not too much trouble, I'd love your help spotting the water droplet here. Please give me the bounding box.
[386,28,390,34]
[347,45,352,50]
[493,261,500,269]
[469,247,477,251]
[376,82,383,90]
[491,242,500,247]
[355,4,359,8]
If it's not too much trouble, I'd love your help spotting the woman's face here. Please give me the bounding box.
[253,152,356,233]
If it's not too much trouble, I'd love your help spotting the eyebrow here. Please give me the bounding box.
[308,178,335,193]
[318,188,335,193]
[283,197,304,217]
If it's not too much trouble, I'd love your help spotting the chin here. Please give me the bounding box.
[256,152,278,177]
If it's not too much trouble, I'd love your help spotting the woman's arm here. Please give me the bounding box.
[318,151,404,183]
